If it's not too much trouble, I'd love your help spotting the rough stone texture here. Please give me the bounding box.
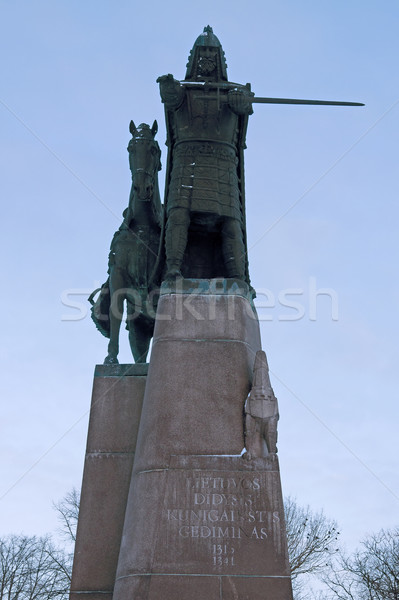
[69,364,147,600]
[113,290,293,599]
[133,291,260,474]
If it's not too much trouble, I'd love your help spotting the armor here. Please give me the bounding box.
[158,26,254,283]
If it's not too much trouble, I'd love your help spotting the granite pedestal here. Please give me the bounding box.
[70,364,147,600]
[112,281,293,600]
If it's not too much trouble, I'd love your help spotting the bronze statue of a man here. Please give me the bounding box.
[157,25,254,284]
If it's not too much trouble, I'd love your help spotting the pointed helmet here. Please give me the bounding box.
[185,25,228,81]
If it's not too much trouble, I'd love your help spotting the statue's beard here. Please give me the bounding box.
[198,57,217,76]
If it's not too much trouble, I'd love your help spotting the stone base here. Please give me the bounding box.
[123,576,292,600]
[70,364,148,600]
[114,455,292,600]
[113,287,293,599]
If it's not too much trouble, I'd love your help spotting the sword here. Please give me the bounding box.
[183,80,364,107]
[252,97,364,106]
[194,92,364,107]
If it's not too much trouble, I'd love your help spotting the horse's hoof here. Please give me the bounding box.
[104,355,119,365]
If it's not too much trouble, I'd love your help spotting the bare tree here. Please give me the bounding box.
[0,490,80,600]
[321,527,399,600]
[285,496,340,576]
[284,496,340,598]
[0,534,70,600]
[53,488,80,545]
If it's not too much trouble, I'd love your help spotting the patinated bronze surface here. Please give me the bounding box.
[158,26,253,286]
[157,26,363,288]
[88,26,363,361]
[90,121,162,364]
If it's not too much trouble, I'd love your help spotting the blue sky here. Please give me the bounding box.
[1,1,398,551]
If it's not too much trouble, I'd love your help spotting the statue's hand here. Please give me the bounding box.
[228,88,254,115]
[156,73,175,85]
[157,74,184,108]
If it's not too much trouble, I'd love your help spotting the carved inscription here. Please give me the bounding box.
[164,471,281,570]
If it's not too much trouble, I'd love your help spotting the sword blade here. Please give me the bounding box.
[253,97,364,106]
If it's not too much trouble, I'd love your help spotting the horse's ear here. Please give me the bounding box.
[151,120,158,137]
[130,120,138,136]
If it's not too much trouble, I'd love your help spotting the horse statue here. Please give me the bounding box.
[89,120,163,364]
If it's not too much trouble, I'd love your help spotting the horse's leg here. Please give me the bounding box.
[104,268,125,365]
[128,315,154,363]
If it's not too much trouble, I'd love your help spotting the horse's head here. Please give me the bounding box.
[127,120,161,201]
